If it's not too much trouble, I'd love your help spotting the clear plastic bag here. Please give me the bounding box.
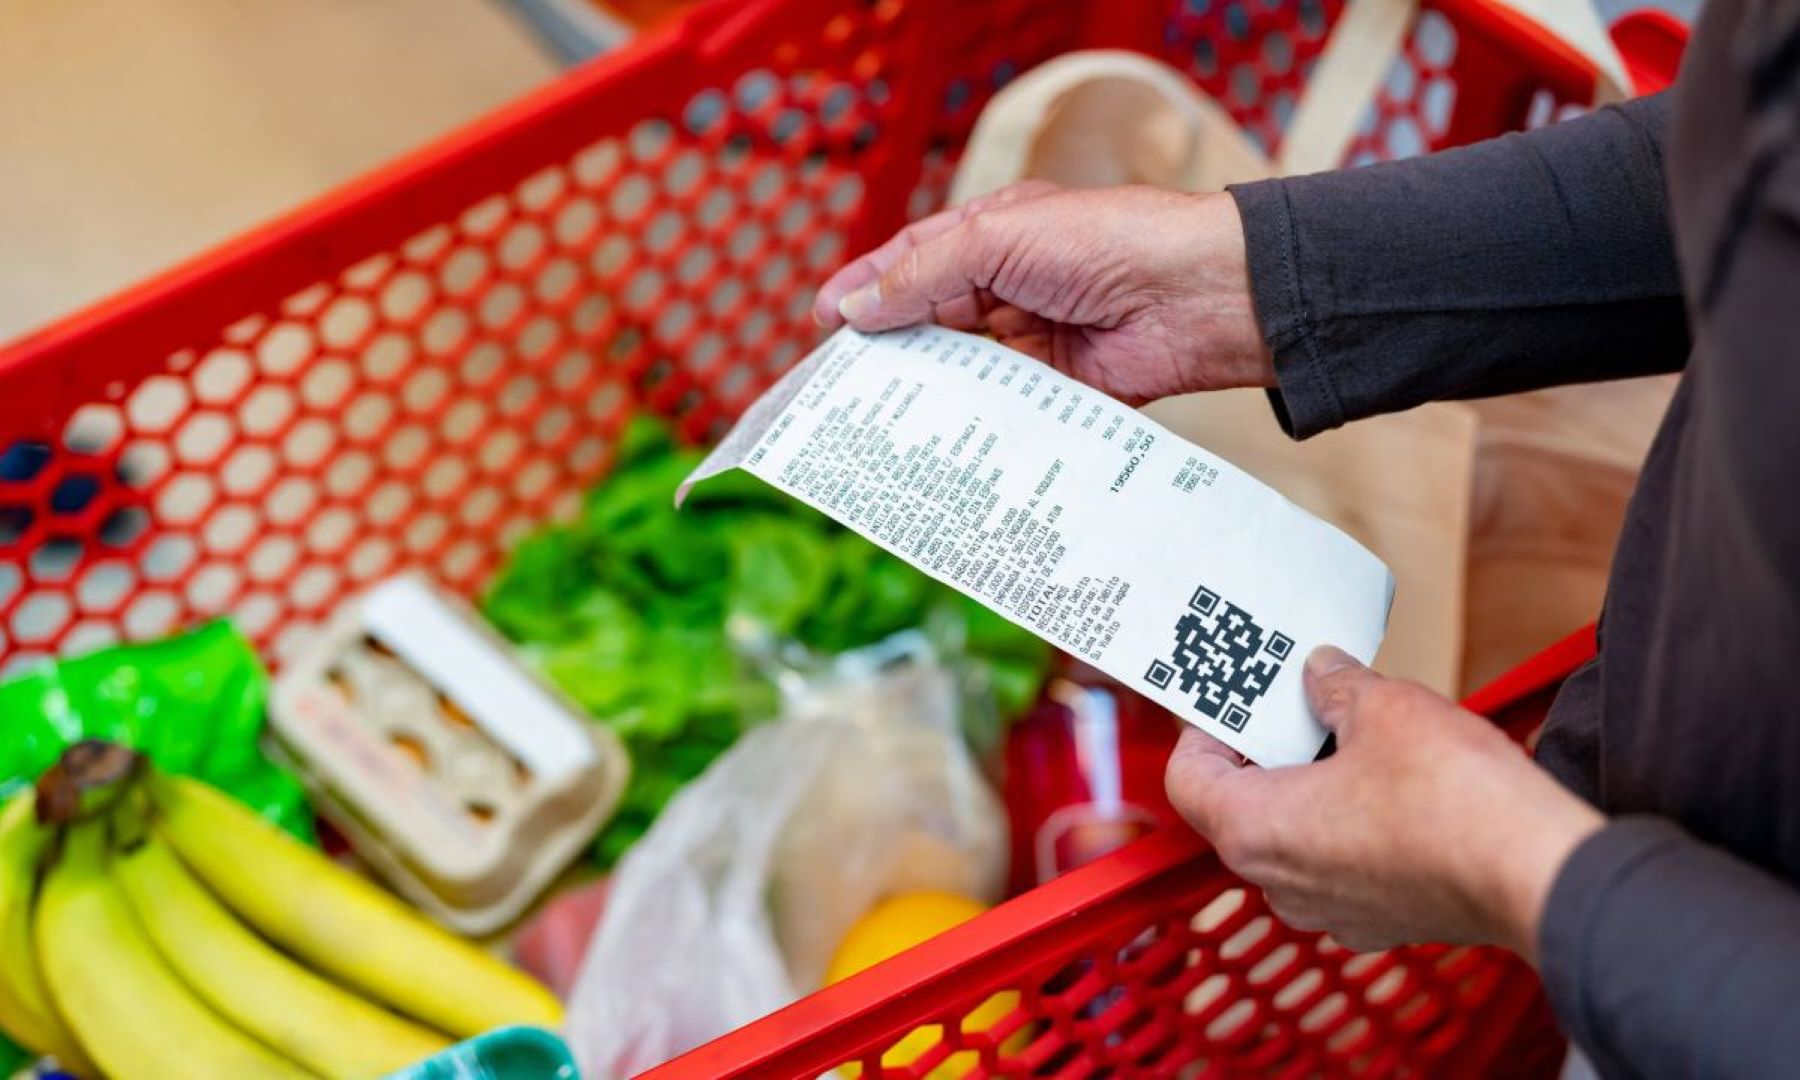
[564,631,1007,1079]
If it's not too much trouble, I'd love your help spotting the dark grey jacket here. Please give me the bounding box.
[1230,0,1800,1075]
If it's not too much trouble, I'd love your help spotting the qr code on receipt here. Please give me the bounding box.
[1143,586,1293,732]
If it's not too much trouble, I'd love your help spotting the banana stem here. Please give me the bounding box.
[34,741,147,829]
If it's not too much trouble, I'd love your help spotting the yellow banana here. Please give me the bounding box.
[149,774,562,1038]
[35,822,317,1080]
[0,790,94,1076]
[115,829,450,1079]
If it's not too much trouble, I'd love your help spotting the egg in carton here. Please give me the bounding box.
[270,572,627,935]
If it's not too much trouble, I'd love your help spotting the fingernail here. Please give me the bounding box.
[838,285,880,324]
[1305,645,1359,679]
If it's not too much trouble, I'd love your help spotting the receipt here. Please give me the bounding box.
[680,326,1394,766]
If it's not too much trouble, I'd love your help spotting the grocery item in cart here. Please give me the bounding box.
[514,877,610,997]
[8,742,563,1080]
[1002,661,1183,894]
[0,622,314,841]
[565,632,1005,1078]
[270,573,628,935]
[0,787,94,1076]
[389,1025,577,1080]
[823,891,1017,1080]
[682,325,1395,768]
[485,417,1049,866]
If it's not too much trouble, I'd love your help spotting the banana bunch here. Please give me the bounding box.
[0,742,564,1079]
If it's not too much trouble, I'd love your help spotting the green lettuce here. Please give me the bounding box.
[484,416,1048,864]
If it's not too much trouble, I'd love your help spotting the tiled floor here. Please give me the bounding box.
[0,0,557,343]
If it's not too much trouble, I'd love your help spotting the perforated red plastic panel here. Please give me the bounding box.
[0,0,926,672]
[0,0,1608,1075]
[1161,0,1349,153]
[813,871,1532,1078]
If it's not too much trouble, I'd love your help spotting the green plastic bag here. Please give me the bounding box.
[0,1029,28,1077]
[0,622,314,842]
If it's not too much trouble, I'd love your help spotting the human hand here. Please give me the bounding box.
[1164,647,1604,958]
[813,182,1274,404]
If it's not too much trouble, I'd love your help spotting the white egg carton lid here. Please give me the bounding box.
[269,571,627,935]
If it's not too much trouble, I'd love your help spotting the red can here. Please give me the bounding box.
[1001,660,1187,895]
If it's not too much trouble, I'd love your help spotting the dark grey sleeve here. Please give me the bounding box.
[1540,817,1800,1078]
[1228,93,1689,438]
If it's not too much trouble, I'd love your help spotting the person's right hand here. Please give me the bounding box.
[813,182,1275,405]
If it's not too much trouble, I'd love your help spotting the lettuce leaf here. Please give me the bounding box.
[485,415,1048,865]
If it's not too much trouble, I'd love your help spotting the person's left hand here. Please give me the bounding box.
[1165,647,1605,958]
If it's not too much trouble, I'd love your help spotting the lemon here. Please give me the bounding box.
[826,891,1023,1079]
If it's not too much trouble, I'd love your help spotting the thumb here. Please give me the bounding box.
[1164,725,1247,837]
[1303,645,1380,738]
[837,215,1007,332]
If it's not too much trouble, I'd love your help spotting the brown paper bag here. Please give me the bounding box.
[1147,393,1478,692]
[949,50,1273,205]
[1460,379,1674,690]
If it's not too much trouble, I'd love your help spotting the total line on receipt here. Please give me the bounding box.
[679,325,1395,767]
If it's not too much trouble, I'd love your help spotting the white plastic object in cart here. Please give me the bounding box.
[269,572,627,935]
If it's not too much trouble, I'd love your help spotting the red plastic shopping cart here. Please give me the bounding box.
[0,0,1672,1074]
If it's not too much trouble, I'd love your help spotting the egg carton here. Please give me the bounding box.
[270,572,627,935]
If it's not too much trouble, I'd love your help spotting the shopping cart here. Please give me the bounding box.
[0,0,1671,1074]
